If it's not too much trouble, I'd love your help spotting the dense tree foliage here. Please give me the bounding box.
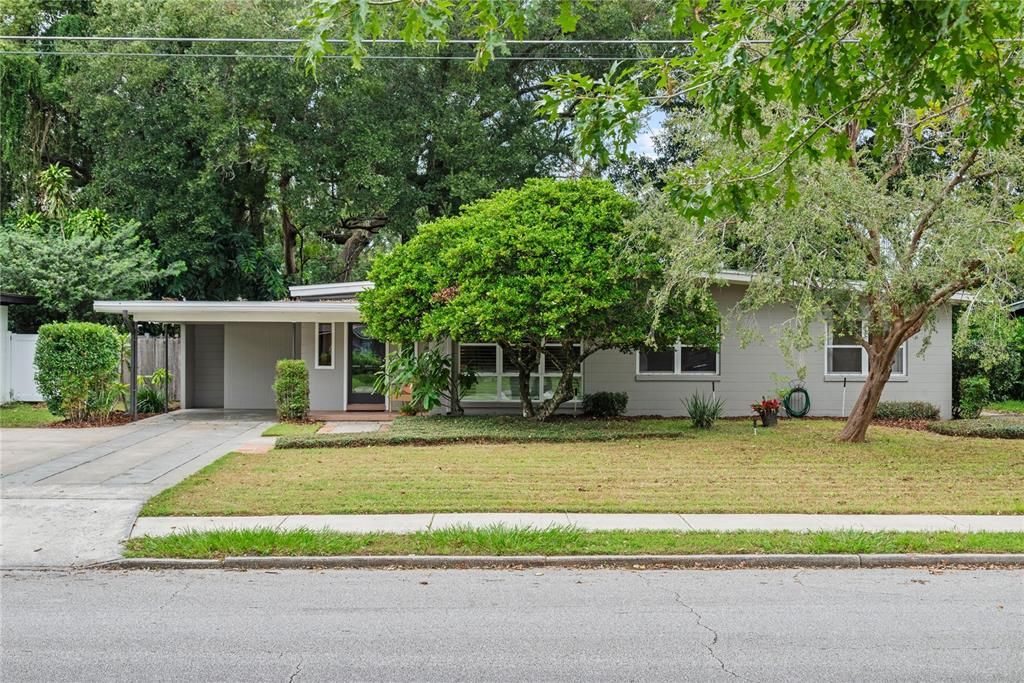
[0,180,182,332]
[2,0,653,303]
[360,178,718,420]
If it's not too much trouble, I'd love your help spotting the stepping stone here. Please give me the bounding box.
[236,437,276,454]
[317,422,382,434]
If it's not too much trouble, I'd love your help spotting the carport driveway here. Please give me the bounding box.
[1,410,273,568]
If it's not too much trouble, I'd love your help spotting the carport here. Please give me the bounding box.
[93,300,362,412]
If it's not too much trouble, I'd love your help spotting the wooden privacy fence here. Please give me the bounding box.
[122,334,181,401]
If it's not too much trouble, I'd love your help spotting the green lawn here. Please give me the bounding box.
[987,400,1024,414]
[141,419,1024,516]
[122,526,1024,559]
[0,402,61,428]
[262,422,323,437]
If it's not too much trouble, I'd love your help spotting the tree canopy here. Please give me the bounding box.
[3,0,655,302]
[360,178,719,419]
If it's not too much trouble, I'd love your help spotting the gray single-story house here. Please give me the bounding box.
[94,272,961,418]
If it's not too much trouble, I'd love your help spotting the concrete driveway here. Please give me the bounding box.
[0,410,274,568]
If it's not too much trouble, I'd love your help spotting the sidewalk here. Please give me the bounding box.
[130,512,1024,538]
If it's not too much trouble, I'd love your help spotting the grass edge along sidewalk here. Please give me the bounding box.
[123,526,1024,560]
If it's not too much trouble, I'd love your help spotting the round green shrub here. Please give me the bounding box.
[582,391,628,417]
[34,322,124,421]
[273,359,310,421]
[958,376,991,419]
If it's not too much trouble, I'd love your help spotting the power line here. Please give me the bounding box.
[0,35,718,45]
[0,50,669,62]
[2,34,1023,45]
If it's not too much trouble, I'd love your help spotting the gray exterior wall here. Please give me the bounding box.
[222,322,294,410]
[301,321,346,411]
[584,284,954,418]
[456,283,954,419]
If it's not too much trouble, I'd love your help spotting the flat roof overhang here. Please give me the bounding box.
[93,300,362,323]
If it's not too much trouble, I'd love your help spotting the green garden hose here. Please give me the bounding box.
[784,386,811,417]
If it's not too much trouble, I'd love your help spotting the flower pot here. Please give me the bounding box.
[761,412,778,428]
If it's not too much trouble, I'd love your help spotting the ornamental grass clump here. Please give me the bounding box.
[684,392,724,429]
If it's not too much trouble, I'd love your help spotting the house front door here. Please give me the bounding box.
[348,323,386,407]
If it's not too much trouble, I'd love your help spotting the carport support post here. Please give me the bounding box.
[163,325,169,413]
[123,311,137,421]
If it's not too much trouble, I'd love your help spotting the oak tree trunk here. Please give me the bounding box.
[837,337,901,443]
[280,174,298,279]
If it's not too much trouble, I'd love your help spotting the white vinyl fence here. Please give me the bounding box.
[2,333,180,404]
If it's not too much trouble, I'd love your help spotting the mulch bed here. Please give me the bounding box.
[49,412,161,428]
[871,418,933,432]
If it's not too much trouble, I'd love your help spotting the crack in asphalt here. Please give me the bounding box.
[638,573,743,680]
[287,657,303,683]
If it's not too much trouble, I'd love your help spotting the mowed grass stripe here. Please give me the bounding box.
[141,421,1024,516]
[123,527,1024,559]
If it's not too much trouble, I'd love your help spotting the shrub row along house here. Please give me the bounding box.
[94,271,961,419]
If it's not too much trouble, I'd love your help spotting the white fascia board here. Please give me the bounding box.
[93,300,362,323]
[711,270,974,302]
[288,280,374,299]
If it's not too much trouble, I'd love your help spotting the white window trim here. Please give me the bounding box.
[460,342,583,403]
[636,341,720,377]
[314,322,335,370]
[825,323,907,378]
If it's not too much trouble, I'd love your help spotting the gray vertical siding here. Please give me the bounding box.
[302,321,346,411]
[223,322,292,410]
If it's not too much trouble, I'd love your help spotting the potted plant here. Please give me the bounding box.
[751,397,781,427]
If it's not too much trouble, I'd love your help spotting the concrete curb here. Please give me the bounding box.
[103,553,1024,570]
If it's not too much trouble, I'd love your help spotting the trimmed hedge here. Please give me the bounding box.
[275,430,693,450]
[582,391,628,417]
[873,401,940,421]
[928,418,1024,439]
[34,322,123,421]
[272,359,309,421]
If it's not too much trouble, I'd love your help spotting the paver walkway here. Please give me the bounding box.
[131,512,1024,538]
[1,410,274,568]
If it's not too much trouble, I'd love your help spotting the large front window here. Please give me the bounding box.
[637,342,719,375]
[459,343,582,402]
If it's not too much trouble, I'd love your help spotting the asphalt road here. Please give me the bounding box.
[2,568,1021,682]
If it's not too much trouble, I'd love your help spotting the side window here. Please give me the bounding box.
[315,323,334,369]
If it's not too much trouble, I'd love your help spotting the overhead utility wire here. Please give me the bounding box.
[0,50,663,61]
[3,35,1024,45]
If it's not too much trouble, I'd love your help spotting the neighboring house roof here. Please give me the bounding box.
[0,292,38,305]
[93,300,361,323]
[1010,300,1024,316]
[289,281,373,300]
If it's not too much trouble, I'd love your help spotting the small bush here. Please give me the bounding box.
[958,376,991,419]
[34,322,124,421]
[582,391,628,417]
[135,369,171,413]
[136,386,164,413]
[873,401,940,421]
[683,393,724,429]
[273,359,309,421]
[928,417,1024,439]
